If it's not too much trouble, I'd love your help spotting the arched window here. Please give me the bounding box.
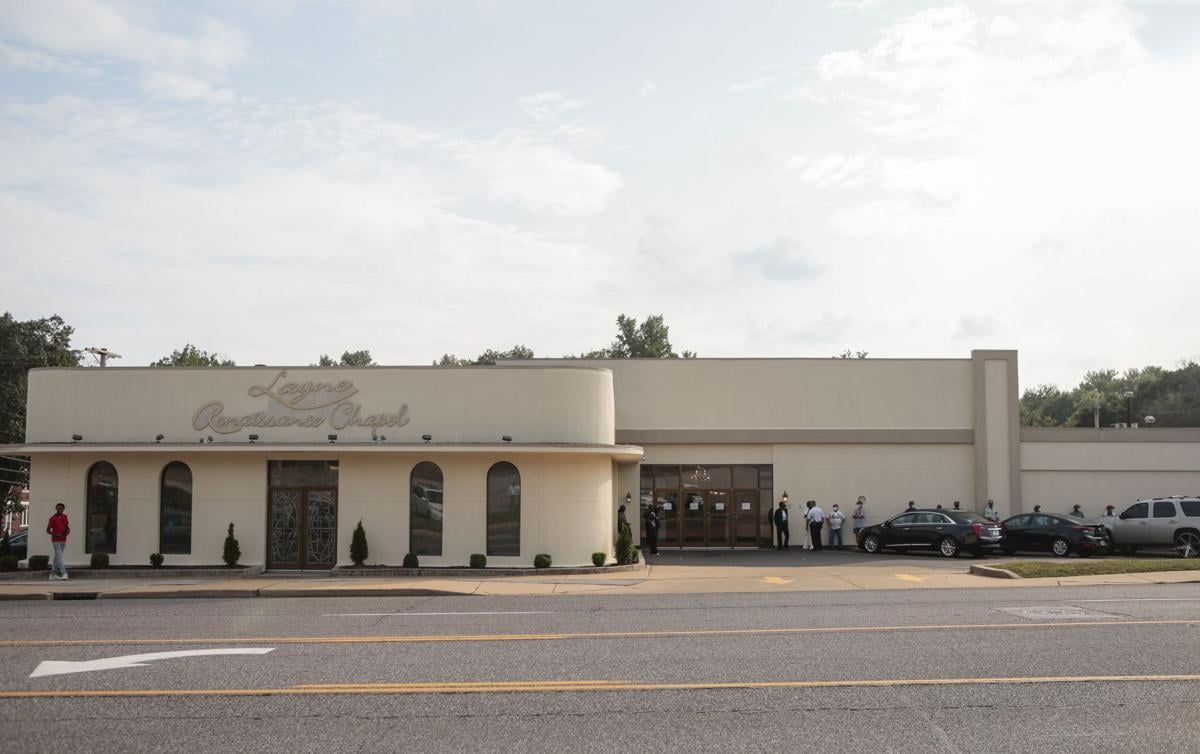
[160,461,193,555]
[410,462,443,556]
[85,461,119,554]
[486,461,520,557]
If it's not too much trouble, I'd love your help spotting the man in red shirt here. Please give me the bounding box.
[46,503,70,580]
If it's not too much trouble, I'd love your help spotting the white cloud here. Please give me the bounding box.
[639,80,657,99]
[0,0,250,72]
[734,238,822,280]
[518,91,584,121]
[0,40,100,76]
[729,75,775,92]
[457,135,622,216]
[143,71,235,104]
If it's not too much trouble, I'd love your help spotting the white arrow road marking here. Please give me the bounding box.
[30,648,275,678]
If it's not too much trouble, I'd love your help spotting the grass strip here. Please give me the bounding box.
[1003,559,1200,579]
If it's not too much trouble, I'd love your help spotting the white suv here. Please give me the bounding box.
[1102,497,1200,558]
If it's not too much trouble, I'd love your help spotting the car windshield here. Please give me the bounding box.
[947,511,989,524]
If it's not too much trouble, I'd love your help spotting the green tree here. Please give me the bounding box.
[436,345,534,366]
[316,350,375,367]
[835,349,869,359]
[582,314,696,359]
[222,523,241,567]
[1021,361,1200,428]
[0,313,80,518]
[151,344,235,367]
[350,520,369,566]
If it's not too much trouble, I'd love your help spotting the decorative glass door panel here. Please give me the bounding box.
[304,489,338,568]
[269,489,301,569]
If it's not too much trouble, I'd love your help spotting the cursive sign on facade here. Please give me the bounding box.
[193,370,410,435]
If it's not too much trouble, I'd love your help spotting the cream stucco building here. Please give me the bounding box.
[9,350,1199,568]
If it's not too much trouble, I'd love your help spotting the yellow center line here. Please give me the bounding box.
[3,674,1200,700]
[0,619,1193,649]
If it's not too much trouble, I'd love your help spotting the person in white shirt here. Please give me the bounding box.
[852,496,867,540]
[984,499,1000,522]
[827,504,846,549]
[806,501,825,551]
[801,500,814,550]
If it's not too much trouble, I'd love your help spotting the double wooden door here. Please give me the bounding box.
[268,487,338,570]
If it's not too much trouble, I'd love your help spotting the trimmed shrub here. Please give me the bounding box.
[0,555,17,572]
[533,553,552,569]
[223,523,241,567]
[469,553,487,569]
[350,520,369,566]
[591,552,606,567]
[90,552,110,569]
[28,555,50,571]
[150,553,164,568]
[615,522,634,565]
[402,552,419,568]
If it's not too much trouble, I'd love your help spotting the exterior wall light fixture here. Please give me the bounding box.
[71,434,82,442]
[155,434,164,443]
[328,434,338,443]
[502,435,512,443]
[422,434,432,443]
[248,434,259,443]
[781,491,788,503]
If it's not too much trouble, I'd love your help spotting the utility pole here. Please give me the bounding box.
[1093,392,1101,429]
[85,347,122,367]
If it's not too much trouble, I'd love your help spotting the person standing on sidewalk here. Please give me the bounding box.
[773,500,790,550]
[644,505,660,555]
[827,504,846,549]
[853,496,867,540]
[807,500,825,551]
[46,503,70,581]
[801,500,814,550]
[984,499,1000,522]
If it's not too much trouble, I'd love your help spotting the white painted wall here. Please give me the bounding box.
[528,358,975,430]
[26,450,618,568]
[25,366,615,445]
[1021,440,1200,514]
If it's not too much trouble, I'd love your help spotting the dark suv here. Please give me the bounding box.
[857,509,1004,558]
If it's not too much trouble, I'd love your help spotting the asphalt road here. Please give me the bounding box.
[2,584,1199,753]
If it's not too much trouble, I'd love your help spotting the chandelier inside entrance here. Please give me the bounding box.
[689,464,711,484]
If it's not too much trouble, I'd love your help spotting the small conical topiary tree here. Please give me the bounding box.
[350,520,369,566]
[223,522,241,567]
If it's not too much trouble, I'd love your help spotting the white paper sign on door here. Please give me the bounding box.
[689,502,700,511]
[741,502,751,511]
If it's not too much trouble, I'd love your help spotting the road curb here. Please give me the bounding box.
[97,589,261,600]
[0,591,52,600]
[258,588,466,598]
[970,564,1020,579]
[332,564,645,578]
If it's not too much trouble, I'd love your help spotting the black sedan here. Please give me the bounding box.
[5,529,27,560]
[999,513,1106,557]
[857,510,1003,558]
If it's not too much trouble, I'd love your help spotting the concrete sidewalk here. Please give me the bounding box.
[2,550,1197,600]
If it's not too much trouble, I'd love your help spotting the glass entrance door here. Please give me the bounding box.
[707,491,730,546]
[682,492,706,545]
[732,489,759,546]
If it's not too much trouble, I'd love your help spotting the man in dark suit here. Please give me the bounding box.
[773,501,790,550]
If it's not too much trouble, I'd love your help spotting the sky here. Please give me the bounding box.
[2,0,1199,389]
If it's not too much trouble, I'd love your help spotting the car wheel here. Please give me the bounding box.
[1051,537,1071,557]
[861,534,882,554]
[1118,545,1139,556]
[1174,531,1200,559]
[1001,545,1017,556]
[938,536,960,558]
